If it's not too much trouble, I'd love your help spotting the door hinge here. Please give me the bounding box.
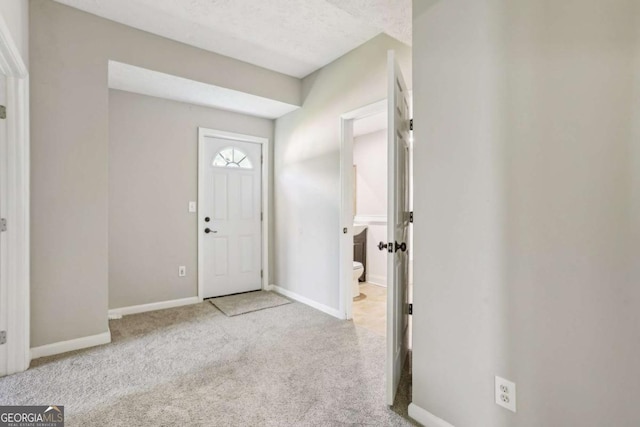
[409,211,414,223]
[0,105,5,120]
[408,304,413,315]
[261,212,263,221]
[409,118,413,131]
[260,270,263,278]
[0,331,6,345]
[0,218,6,232]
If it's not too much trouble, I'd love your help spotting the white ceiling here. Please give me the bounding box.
[54,0,411,78]
[108,61,300,119]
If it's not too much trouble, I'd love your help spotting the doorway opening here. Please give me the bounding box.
[339,99,387,320]
[351,109,389,337]
[197,128,270,300]
[339,51,413,406]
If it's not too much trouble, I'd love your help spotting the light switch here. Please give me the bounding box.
[189,201,197,213]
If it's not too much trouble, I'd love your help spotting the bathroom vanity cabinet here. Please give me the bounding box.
[353,228,367,282]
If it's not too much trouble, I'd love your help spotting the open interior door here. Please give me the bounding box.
[386,50,411,406]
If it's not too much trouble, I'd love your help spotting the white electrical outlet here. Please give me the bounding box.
[188,201,197,213]
[495,376,516,412]
[178,266,186,277]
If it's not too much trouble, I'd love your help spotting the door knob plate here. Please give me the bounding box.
[394,241,407,252]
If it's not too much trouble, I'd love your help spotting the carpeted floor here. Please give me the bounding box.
[0,301,417,426]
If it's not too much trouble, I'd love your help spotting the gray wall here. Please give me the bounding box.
[109,90,273,309]
[30,0,299,347]
[412,1,640,426]
[273,34,411,311]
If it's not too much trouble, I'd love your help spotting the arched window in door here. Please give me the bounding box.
[212,147,253,169]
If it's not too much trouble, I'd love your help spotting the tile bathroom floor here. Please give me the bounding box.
[353,282,387,336]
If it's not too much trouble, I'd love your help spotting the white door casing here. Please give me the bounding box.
[0,72,7,376]
[0,11,30,376]
[386,50,411,406]
[198,129,267,299]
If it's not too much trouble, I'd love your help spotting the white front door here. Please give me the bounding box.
[386,50,411,406]
[200,136,262,298]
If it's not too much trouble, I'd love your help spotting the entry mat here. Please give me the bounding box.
[209,290,291,317]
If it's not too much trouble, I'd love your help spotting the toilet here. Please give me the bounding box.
[352,261,364,298]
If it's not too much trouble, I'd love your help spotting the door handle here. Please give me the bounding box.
[378,241,388,251]
[394,241,407,252]
[204,228,217,234]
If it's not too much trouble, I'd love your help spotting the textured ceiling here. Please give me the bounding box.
[108,61,300,119]
[53,0,411,78]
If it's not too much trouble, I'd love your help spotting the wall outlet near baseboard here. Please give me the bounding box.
[495,376,516,412]
[178,266,186,277]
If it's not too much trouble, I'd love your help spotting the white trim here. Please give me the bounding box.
[30,330,111,360]
[341,100,388,121]
[340,99,387,321]
[354,215,387,225]
[271,285,344,319]
[0,10,30,376]
[366,275,387,287]
[197,128,270,301]
[0,15,27,78]
[108,297,200,317]
[408,403,456,427]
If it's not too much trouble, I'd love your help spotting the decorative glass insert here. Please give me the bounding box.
[212,147,253,169]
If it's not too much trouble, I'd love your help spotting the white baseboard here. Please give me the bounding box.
[408,403,455,427]
[31,330,112,360]
[108,296,200,317]
[366,275,387,287]
[271,285,344,319]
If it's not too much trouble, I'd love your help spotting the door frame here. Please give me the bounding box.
[0,14,30,375]
[197,127,270,300]
[339,99,387,320]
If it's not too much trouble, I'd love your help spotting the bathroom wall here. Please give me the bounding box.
[354,130,387,217]
[353,129,387,286]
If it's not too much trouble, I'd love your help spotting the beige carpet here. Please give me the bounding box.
[0,301,416,426]
[209,290,291,316]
